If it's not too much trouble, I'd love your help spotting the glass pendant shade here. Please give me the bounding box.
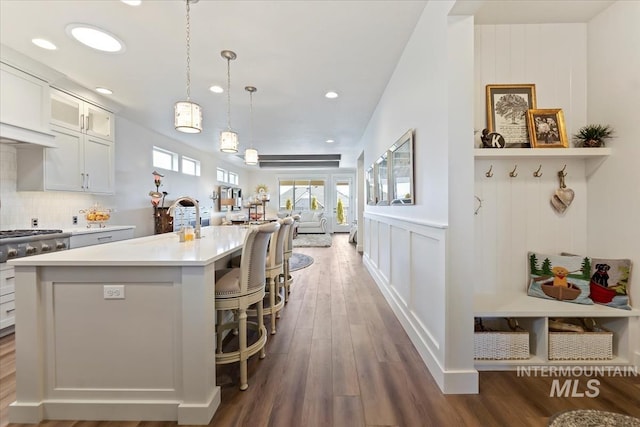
[174,101,202,133]
[244,148,258,165]
[220,130,239,153]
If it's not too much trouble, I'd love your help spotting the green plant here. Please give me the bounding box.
[311,196,318,210]
[573,124,614,147]
[285,198,292,211]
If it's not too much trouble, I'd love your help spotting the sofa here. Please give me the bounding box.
[296,210,327,234]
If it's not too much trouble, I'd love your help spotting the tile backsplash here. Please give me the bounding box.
[0,144,98,230]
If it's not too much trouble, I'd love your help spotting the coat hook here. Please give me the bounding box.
[509,164,518,178]
[474,196,483,215]
[485,165,493,178]
[533,164,543,178]
[559,164,567,177]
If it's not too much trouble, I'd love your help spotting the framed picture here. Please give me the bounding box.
[526,109,568,148]
[486,84,537,148]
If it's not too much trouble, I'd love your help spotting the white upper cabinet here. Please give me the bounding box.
[50,88,114,142]
[0,63,56,146]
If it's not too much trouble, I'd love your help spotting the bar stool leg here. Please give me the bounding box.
[238,307,248,391]
[257,299,266,359]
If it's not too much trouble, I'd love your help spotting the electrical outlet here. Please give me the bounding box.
[104,285,125,299]
[31,218,38,228]
[72,216,78,225]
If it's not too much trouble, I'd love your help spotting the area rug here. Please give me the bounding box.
[289,253,314,271]
[548,409,640,427]
[292,233,332,248]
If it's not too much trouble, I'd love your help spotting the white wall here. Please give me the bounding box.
[586,0,640,360]
[110,117,251,236]
[473,23,589,294]
[361,0,478,394]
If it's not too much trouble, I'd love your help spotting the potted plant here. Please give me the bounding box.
[573,124,614,147]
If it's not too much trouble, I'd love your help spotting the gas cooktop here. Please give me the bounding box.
[0,229,65,239]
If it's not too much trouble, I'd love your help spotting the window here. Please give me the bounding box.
[153,146,178,171]
[228,172,238,185]
[279,179,325,210]
[182,156,201,176]
[217,168,226,182]
[217,167,239,185]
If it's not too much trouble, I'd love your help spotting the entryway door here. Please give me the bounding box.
[331,176,353,233]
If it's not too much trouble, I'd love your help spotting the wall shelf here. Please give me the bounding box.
[474,147,611,159]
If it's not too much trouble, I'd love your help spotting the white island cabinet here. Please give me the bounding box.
[8,226,247,425]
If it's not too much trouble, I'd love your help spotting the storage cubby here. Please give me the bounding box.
[474,294,640,370]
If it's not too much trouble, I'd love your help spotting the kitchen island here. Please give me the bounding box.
[8,225,248,425]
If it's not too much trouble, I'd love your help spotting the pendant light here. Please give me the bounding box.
[244,86,258,165]
[174,0,202,133]
[219,50,239,153]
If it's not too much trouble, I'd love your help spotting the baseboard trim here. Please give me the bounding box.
[9,387,221,425]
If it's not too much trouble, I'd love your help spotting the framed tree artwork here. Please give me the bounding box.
[486,84,537,148]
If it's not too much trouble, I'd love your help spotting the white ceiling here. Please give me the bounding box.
[0,0,615,170]
[0,0,428,169]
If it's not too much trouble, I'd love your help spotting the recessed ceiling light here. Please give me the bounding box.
[325,91,339,99]
[121,0,142,5]
[326,139,335,144]
[95,87,113,95]
[32,38,57,50]
[66,23,125,53]
[209,85,224,94]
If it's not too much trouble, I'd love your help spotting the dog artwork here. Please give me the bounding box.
[591,263,611,287]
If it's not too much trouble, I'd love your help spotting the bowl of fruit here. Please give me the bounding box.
[80,204,112,228]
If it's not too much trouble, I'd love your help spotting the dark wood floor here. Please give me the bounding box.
[1,234,639,427]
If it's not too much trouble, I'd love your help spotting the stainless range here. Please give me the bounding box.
[1,229,71,263]
[1,229,71,337]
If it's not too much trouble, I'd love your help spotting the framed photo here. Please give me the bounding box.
[486,84,537,148]
[526,109,568,148]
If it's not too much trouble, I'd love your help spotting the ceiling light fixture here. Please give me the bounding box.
[326,139,335,144]
[209,85,224,94]
[65,23,124,53]
[244,86,258,165]
[121,0,142,5]
[96,87,113,95]
[174,0,202,134]
[325,91,339,99]
[219,50,238,153]
[32,38,57,50]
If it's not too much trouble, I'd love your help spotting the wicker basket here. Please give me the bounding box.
[548,331,613,360]
[474,331,530,360]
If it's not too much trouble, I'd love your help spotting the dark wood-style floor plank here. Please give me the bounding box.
[1,234,639,427]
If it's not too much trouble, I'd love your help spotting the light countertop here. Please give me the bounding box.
[9,225,247,267]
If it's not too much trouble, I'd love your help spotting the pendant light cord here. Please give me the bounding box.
[249,90,253,148]
[185,0,191,101]
[226,57,232,130]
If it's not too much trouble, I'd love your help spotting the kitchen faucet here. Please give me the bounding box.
[168,196,201,239]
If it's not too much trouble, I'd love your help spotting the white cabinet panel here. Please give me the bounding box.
[70,228,134,249]
[0,63,49,133]
[17,125,114,194]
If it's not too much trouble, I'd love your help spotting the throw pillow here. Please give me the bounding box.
[561,253,632,310]
[527,252,593,305]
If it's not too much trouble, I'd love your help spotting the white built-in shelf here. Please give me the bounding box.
[474,147,611,159]
[474,293,640,318]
